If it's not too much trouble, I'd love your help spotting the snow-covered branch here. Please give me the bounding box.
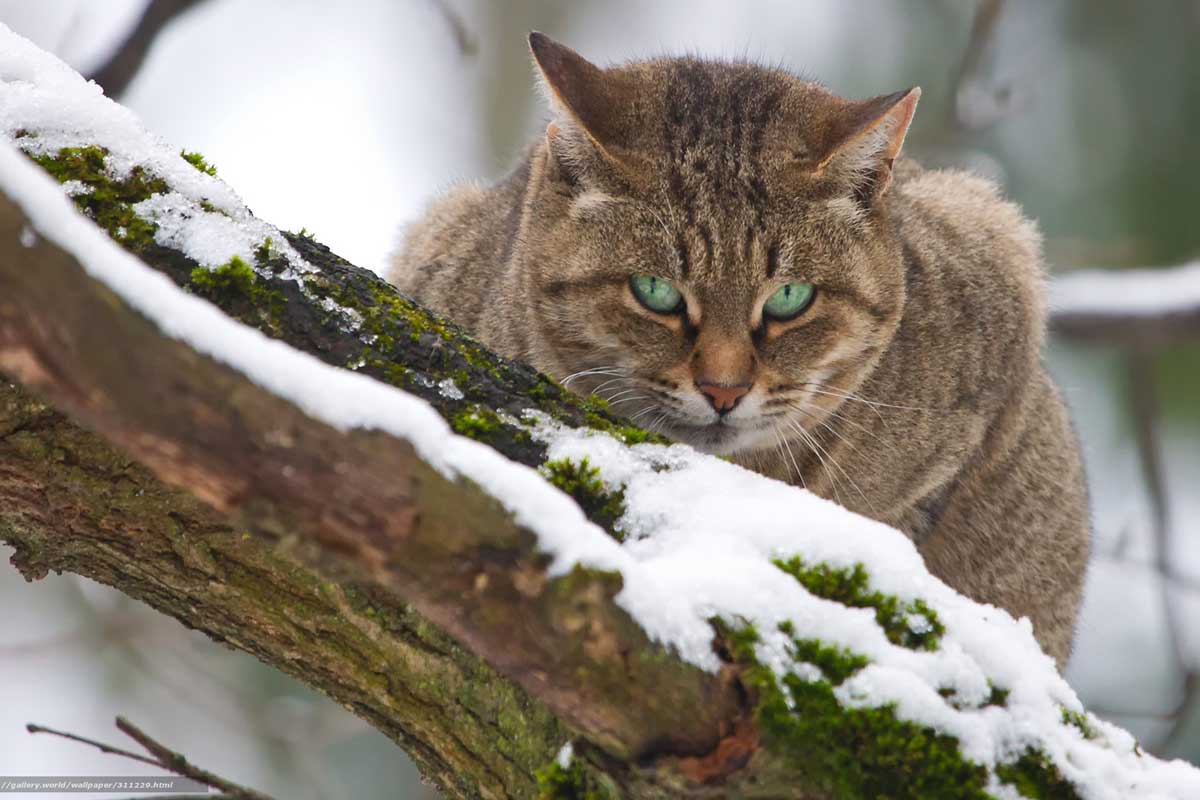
[2,23,1199,799]
[1050,263,1200,348]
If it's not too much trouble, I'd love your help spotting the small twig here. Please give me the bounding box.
[86,0,209,99]
[1128,357,1169,558]
[25,722,163,768]
[427,0,478,58]
[1125,355,1197,752]
[27,717,277,800]
[945,0,1003,130]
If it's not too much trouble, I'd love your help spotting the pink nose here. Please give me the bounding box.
[697,381,751,414]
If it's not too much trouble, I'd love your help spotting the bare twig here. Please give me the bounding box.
[427,0,478,58]
[27,717,276,800]
[1128,357,1169,557]
[1125,355,1197,753]
[948,0,1025,131]
[86,0,209,99]
[26,722,163,769]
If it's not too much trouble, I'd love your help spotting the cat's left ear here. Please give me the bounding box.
[814,87,920,203]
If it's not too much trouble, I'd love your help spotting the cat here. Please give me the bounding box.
[388,33,1091,665]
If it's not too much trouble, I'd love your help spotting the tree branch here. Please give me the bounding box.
[27,717,273,800]
[85,0,209,99]
[1049,262,1200,348]
[0,174,741,794]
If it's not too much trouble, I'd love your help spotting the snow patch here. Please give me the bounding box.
[1051,262,1200,318]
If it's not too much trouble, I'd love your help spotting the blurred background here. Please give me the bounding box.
[1,0,1198,797]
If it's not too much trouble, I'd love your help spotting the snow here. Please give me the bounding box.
[1051,262,1200,318]
[3,22,1200,798]
[0,27,315,282]
[555,741,574,769]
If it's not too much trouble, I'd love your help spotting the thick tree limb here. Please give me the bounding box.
[0,177,743,795]
[0,373,565,798]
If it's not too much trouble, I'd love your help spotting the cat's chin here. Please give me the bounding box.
[664,418,772,457]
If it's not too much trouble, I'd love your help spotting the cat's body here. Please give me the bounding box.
[390,35,1090,664]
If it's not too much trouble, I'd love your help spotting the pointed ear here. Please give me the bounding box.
[814,87,920,203]
[528,32,631,167]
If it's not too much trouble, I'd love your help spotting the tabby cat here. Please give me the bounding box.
[389,33,1090,664]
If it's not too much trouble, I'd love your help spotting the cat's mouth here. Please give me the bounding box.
[660,414,772,456]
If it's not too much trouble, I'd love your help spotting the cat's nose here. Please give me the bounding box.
[696,381,751,415]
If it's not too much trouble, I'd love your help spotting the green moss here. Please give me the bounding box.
[189,256,287,331]
[569,392,666,446]
[787,634,869,684]
[181,149,217,176]
[30,146,166,253]
[540,458,626,541]
[451,405,504,440]
[939,681,1009,711]
[721,617,1086,799]
[1060,708,1097,740]
[726,621,992,799]
[534,757,611,800]
[302,275,504,381]
[773,557,945,651]
[995,751,1080,799]
[254,236,274,265]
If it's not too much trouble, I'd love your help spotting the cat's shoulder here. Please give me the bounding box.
[388,153,533,290]
[893,160,1043,288]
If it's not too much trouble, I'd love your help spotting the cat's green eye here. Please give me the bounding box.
[762,282,815,321]
[629,274,684,314]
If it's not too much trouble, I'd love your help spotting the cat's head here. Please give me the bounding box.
[520,33,918,456]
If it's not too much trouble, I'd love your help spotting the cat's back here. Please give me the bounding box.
[889,162,1048,394]
[387,156,531,331]
[894,163,1045,323]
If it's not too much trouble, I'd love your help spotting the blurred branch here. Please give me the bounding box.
[949,0,1003,123]
[1049,262,1200,348]
[86,0,208,99]
[948,0,1030,131]
[27,717,275,800]
[427,0,478,58]
[1123,356,1196,754]
[1127,357,1169,554]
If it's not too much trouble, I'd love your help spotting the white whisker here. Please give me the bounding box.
[801,382,931,413]
[785,418,872,512]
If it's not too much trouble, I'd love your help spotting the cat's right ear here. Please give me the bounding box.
[811,87,921,205]
[528,32,634,185]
